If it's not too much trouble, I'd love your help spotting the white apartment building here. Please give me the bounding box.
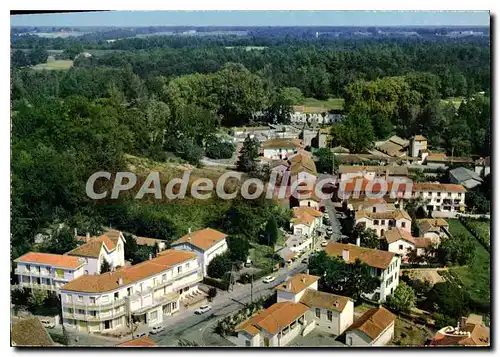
[59,250,202,333]
[69,231,126,275]
[170,228,228,277]
[235,273,353,347]
[325,243,401,302]
[14,252,87,292]
[290,106,342,125]
[355,210,412,237]
[409,135,428,158]
[412,183,466,216]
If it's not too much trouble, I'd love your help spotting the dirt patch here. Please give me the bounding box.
[405,270,445,285]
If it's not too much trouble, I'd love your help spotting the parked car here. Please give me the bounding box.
[262,276,276,283]
[323,216,330,225]
[150,325,165,335]
[321,241,328,247]
[134,331,148,338]
[40,319,55,329]
[245,258,252,267]
[326,227,334,235]
[194,305,212,315]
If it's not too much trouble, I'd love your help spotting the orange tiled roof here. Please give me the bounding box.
[413,183,466,193]
[61,250,197,293]
[383,228,415,245]
[414,237,433,249]
[275,273,319,294]
[293,206,323,218]
[171,228,227,251]
[355,209,411,221]
[417,218,449,227]
[325,243,396,270]
[290,212,315,226]
[15,252,86,270]
[347,306,396,341]
[299,289,350,312]
[413,135,427,141]
[67,235,117,258]
[118,336,158,347]
[430,323,490,346]
[236,302,309,336]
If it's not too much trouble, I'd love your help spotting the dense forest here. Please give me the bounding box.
[10,33,491,260]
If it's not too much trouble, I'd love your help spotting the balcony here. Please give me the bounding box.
[63,309,126,322]
[63,298,126,311]
[130,291,179,316]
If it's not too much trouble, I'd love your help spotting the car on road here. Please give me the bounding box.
[150,325,165,335]
[40,319,55,329]
[326,227,334,235]
[323,216,330,225]
[262,276,276,283]
[321,241,328,247]
[134,331,148,338]
[194,304,212,315]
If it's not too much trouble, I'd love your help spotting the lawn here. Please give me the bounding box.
[466,220,491,244]
[299,97,345,111]
[248,243,276,273]
[447,219,490,305]
[392,318,432,346]
[440,97,464,109]
[31,58,73,70]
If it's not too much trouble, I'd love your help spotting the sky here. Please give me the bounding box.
[10,11,490,27]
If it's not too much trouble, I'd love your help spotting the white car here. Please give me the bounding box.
[150,325,165,335]
[134,331,148,338]
[194,305,212,315]
[40,319,55,329]
[321,241,328,247]
[262,276,276,283]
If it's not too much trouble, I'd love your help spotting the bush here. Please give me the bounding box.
[207,252,233,279]
[205,136,235,159]
[203,277,229,291]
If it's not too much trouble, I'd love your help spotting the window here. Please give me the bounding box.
[172,301,177,310]
[66,295,72,303]
[315,308,321,318]
[90,297,96,304]
[447,192,452,197]
[77,309,85,315]
[150,311,158,322]
[245,340,251,347]
[102,295,109,302]
[458,193,462,197]
[374,220,379,226]
[186,262,190,269]
[177,266,182,274]
[372,207,376,213]
[399,244,403,250]
[78,295,83,302]
[437,192,441,197]
[282,326,289,336]
[114,292,119,301]
[348,337,353,346]
[290,321,297,330]
[327,310,333,321]
[162,274,166,282]
[90,311,97,317]
[436,199,441,203]
[381,220,385,225]
[401,222,406,228]
[127,287,132,296]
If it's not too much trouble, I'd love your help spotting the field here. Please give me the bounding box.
[31,57,73,71]
[392,318,433,346]
[446,219,490,305]
[299,97,345,111]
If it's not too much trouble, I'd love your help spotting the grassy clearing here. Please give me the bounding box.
[299,97,345,111]
[440,97,464,109]
[248,243,275,272]
[466,220,491,244]
[32,57,73,70]
[392,318,432,346]
[447,219,490,305]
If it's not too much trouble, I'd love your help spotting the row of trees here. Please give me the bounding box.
[11,48,48,67]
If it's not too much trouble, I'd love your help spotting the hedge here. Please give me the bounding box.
[203,277,230,291]
[459,217,491,253]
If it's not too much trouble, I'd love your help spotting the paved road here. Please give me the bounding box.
[323,200,343,241]
[151,261,309,346]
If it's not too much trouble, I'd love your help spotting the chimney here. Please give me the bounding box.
[118,277,123,286]
[342,249,350,262]
[356,237,361,247]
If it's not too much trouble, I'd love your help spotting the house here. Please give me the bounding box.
[449,167,483,189]
[348,198,395,213]
[325,243,401,302]
[412,183,466,216]
[383,228,416,258]
[424,152,448,169]
[236,273,353,347]
[11,317,55,346]
[288,151,317,183]
[235,301,311,347]
[290,106,340,125]
[134,236,168,251]
[69,231,126,274]
[474,157,490,178]
[345,306,396,346]
[338,165,409,182]
[118,336,158,347]
[290,207,323,237]
[417,218,449,240]
[375,136,409,158]
[59,250,202,333]
[430,314,490,346]
[409,135,428,158]
[262,138,303,160]
[14,252,87,292]
[170,228,228,277]
[355,210,412,237]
